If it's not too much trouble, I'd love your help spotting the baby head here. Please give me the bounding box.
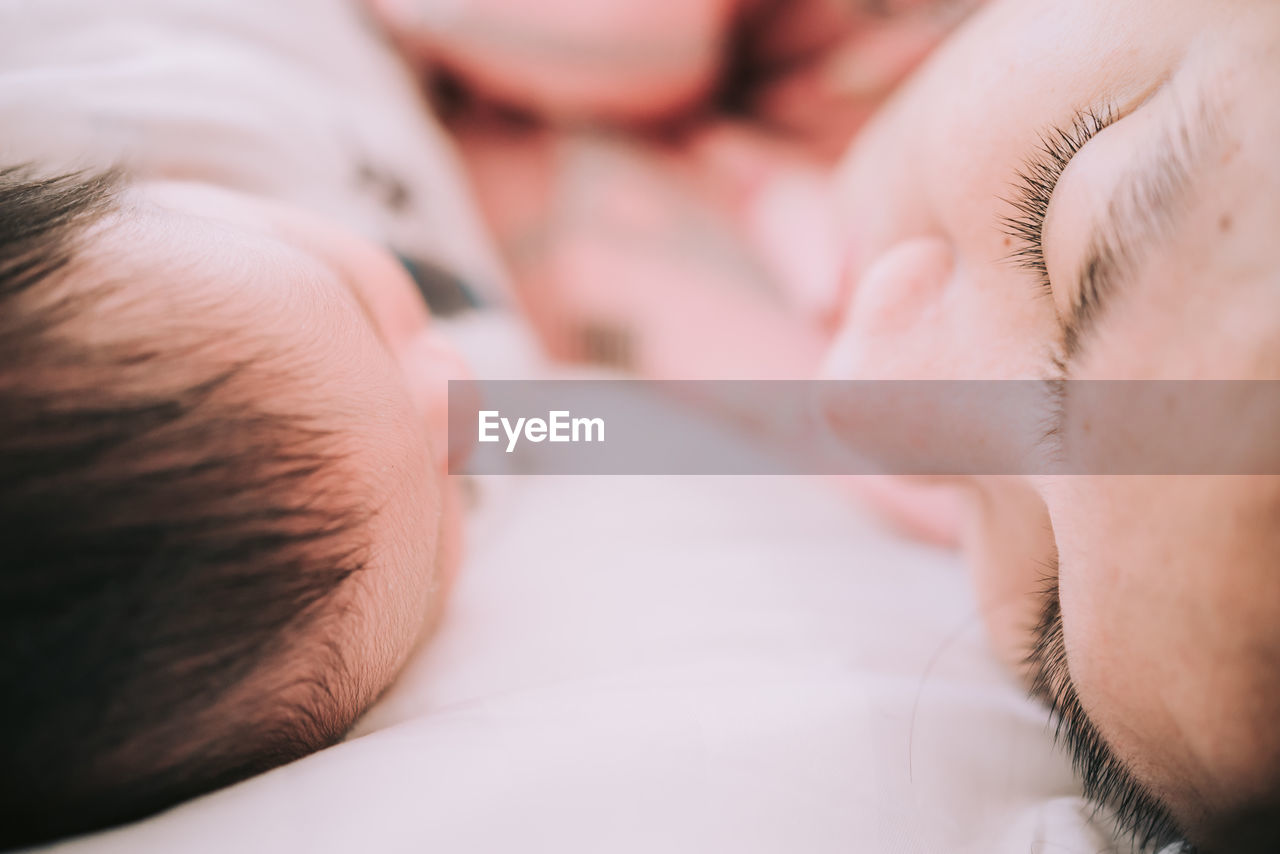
[0,168,467,846]
[822,0,1280,849]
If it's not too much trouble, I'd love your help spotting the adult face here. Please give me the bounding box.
[821,1,1280,849]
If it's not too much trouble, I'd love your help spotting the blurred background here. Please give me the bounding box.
[369,0,984,378]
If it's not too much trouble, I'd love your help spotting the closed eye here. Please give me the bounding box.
[1001,106,1118,294]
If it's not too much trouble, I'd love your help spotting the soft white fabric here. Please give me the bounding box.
[0,0,509,300]
[50,473,1122,854]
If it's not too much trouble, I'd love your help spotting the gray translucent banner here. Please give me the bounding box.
[447,380,1280,475]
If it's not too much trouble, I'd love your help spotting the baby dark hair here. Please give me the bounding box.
[0,167,370,848]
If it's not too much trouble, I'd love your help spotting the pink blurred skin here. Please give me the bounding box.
[366,0,737,123]
[365,0,956,125]
[363,0,968,379]
[453,118,829,381]
[363,0,972,535]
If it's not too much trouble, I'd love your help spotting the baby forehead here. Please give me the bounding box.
[85,196,359,332]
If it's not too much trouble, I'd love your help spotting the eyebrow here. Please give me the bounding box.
[1059,91,1222,362]
[1026,563,1187,849]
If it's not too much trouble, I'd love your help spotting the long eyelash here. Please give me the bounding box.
[1026,561,1190,852]
[1002,106,1119,291]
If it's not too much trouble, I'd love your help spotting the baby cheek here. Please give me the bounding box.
[399,329,474,472]
[429,476,467,628]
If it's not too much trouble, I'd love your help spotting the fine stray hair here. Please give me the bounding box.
[0,166,370,848]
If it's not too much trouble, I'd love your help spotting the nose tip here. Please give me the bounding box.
[849,236,955,334]
[821,235,955,382]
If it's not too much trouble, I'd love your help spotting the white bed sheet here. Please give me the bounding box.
[49,474,1122,854]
